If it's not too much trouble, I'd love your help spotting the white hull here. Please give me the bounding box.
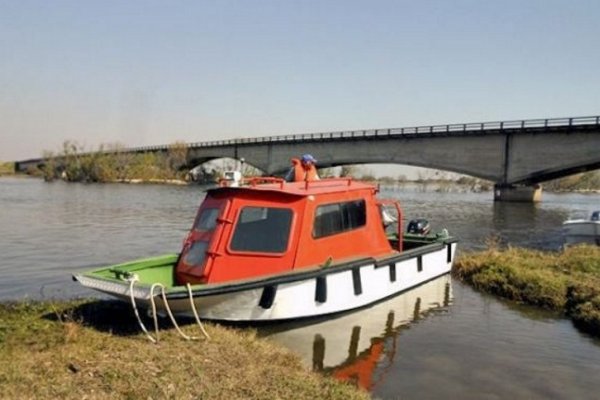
[562,220,600,246]
[76,242,457,322]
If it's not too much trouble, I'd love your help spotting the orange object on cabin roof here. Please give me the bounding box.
[290,157,320,182]
[175,178,396,285]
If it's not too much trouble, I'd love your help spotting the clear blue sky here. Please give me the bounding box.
[1,0,599,161]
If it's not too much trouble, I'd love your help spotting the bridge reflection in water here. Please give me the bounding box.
[263,275,452,391]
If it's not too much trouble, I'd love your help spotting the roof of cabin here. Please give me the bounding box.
[208,178,376,198]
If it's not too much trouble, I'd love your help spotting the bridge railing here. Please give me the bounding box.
[14,114,600,167]
[108,115,600,154]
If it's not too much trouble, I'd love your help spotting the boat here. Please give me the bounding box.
[74,176,458,322]
[562,211,600,246]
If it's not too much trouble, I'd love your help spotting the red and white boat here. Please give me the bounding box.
[75,176,457,322]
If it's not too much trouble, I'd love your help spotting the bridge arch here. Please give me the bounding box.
[186,156,266,182]
[313,159,499,183]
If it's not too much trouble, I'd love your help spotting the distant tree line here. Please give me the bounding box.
[544,171,600,192]
[41,141,192,183]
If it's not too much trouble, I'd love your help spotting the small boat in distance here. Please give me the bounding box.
[74,175,457,322]
[562,211,600,246]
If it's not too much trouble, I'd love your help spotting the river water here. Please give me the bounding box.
[1,176,599,399]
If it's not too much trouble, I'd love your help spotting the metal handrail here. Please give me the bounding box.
[74,115,600,155]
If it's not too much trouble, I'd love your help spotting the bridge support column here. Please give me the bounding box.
[493,184,542,203]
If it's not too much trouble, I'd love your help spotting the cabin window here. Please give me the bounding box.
[313,200,366,238]
[183,240,209,267]
[194,208,220,231]
[230,207,293,253]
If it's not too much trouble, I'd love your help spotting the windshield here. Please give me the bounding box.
[230,206,293,253]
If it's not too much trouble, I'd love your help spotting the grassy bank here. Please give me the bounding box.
[0,300,368,400]
[453,245,600,336]
[545,171,600,192]
[0,161,15,176]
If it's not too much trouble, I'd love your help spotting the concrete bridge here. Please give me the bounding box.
[14,115,600,201]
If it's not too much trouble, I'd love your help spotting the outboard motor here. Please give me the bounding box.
[407,218,431,235]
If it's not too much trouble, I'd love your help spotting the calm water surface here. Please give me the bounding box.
[1,176,599,399]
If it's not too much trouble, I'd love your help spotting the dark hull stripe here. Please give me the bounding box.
[259,285,277,309]
[315,276,327,303]
[352,267,362,295]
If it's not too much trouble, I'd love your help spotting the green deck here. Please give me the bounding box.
[90,253,179,287]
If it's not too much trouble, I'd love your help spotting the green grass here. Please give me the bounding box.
[0,161,14,176]
[453,244,600,336]
[0,300,369,400]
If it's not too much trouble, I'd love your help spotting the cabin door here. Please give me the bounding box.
[175,198,230,284]
[377,199,403,251]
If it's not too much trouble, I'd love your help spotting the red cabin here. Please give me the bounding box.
[175,178,401,285]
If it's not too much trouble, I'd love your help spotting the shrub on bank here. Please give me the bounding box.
[566,284,600,334]
[41,141,191,183]
[0,161,15,176]
[453,245,600,337]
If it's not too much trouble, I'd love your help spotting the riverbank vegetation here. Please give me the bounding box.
[41,141,199,184]
[544,171,600,192]
[453,244,600,336]
[0,300,367,400]
[40,141,263,184]
[0,161,14,176]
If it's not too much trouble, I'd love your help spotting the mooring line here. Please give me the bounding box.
[128,278,210,343]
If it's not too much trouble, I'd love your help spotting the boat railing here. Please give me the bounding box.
[303,177,354,190]
[217,176,287,188]
[218,175,363,190]
[245,177,286,188]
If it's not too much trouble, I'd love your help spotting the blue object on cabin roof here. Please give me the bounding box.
[301,154,317,163]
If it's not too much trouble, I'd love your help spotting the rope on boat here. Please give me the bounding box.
[128,277,158,343]
[155,282,196,341]
[128,277,210,343]
[149,283,164,341]
[187,283,211,340]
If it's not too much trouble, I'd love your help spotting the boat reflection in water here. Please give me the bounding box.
[263,274,452,391]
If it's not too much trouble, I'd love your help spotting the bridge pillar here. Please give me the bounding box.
[493,184,542,203]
